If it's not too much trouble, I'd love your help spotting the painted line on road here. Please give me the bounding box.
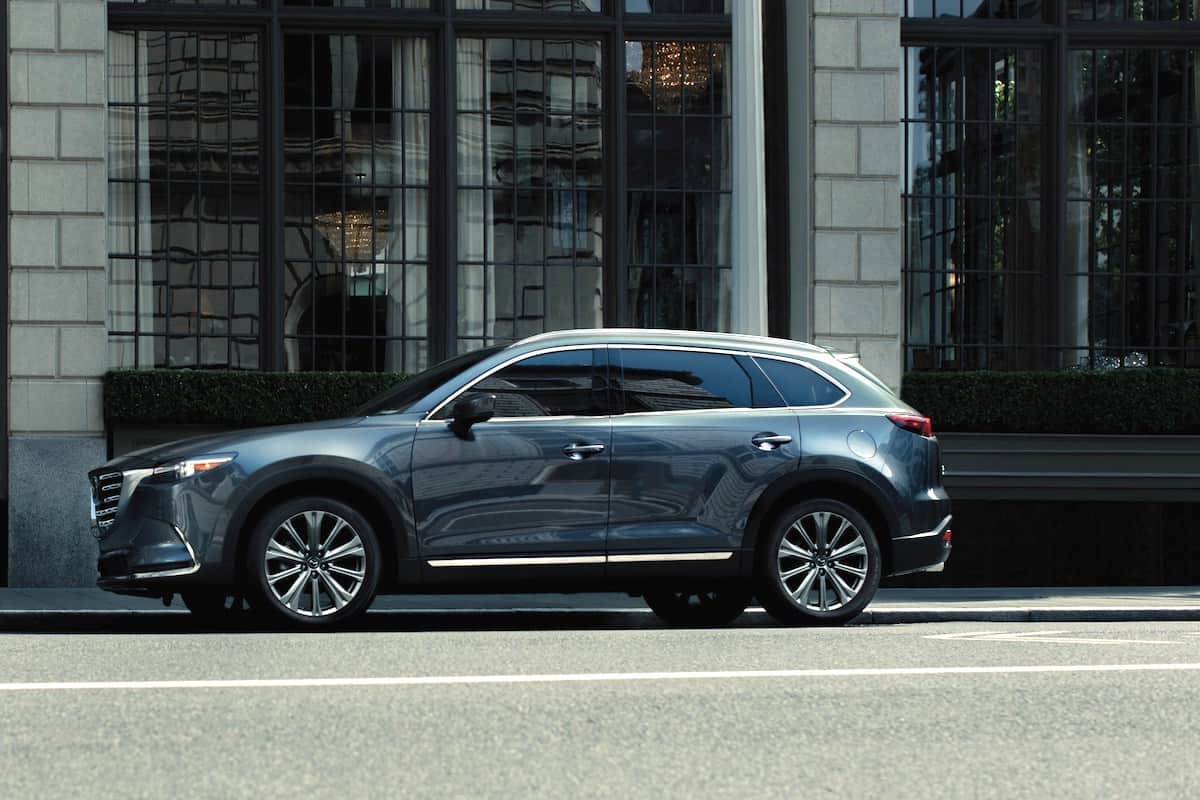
[4,663,1200,693]
[927,630,1185,645]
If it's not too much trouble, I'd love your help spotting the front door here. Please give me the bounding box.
[411,347,613,578]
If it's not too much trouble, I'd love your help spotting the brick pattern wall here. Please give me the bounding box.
[810,0,903,390]
[8,0,107,434]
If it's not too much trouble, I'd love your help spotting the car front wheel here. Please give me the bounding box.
[756,499,881,626]
[247,497,381,627]
[643,587,753,626]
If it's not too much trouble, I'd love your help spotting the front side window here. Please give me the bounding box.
[456,348,609,418]
[615,348,751,411]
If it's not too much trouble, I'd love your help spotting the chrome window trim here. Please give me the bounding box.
[749,354,853,411]
[424,344,605,422]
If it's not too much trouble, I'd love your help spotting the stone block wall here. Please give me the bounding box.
[809,0,903,390]
[8,0,109,585]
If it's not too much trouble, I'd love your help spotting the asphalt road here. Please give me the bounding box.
[1,617,1198,799]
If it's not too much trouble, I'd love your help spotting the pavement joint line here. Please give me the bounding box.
[3,663,1200,692]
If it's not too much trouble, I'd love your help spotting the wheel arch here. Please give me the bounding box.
[742,469,899,577]
[220,459,410,588]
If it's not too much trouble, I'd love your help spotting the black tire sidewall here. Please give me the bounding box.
[756,499,882,625]
[247,497,382,627]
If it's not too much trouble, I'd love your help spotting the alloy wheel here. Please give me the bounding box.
[776,510,869,613]
[263,510,367,618]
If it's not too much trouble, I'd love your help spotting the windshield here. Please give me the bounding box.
[354,345,506,416]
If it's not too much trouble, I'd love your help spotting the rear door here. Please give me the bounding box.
[410,347,614,578]
[606,347,799,571]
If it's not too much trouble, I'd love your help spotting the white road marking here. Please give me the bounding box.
[926,630,1184,645]
[3,663,1200,693]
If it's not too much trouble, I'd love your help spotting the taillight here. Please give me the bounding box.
[887,413,934,438]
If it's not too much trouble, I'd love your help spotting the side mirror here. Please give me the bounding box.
[449,393,496,437]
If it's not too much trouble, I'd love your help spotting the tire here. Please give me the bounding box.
[246,497,382,628]
[756,499,882,626]
[644,587,753,627]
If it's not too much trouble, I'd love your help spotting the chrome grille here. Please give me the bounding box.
[91,471,123,532]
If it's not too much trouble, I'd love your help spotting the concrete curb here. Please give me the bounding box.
[2,606,1200,625]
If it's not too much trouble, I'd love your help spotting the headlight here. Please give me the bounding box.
[152,455,235,481]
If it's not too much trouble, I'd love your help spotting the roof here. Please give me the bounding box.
[515,328,830,357]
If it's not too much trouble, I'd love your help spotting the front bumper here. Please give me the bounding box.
[889,514,952,576]
[96,514,201,590]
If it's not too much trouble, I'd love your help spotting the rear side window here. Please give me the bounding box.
[616,349,753,411]
[755,358,847,407]
[441,349,610,419]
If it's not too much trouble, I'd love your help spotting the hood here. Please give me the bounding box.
[102,417,366,471]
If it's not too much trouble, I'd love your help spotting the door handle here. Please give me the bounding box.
[751,433,792,451]
[563,442,606,461]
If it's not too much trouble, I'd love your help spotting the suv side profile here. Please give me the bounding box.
[90,329,951,627]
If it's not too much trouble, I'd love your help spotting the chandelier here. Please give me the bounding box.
[633,42,719,112]
[314,210,390,262]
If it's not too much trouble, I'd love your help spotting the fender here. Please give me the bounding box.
[740,463,903,556]
[205,456,412,582]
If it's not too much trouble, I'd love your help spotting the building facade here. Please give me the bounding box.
[4,0,1196,586]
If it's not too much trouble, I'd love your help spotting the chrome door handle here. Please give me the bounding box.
[751,433,792,451]
[563,443,606,461]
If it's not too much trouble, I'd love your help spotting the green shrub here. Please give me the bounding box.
[901,369,1200,435]
[104,370,411,427]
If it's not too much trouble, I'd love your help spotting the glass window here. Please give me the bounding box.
[904,0,1043,17]
[358,344,504,415]
[625,40,732,331]
[283,1,428,7]
[456,38,605,352]
[903,45,1045,370]
[457,0,599,10]
[755,358,847,407]
[461,349,609,418]
[108,30,262,370]
[1067,0,1197,21]
[625,0,730,12]
[281,34,432,373]
[616,348,752,411]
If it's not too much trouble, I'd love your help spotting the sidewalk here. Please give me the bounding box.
[1,586,1199,624]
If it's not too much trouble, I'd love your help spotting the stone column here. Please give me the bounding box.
[810,0,903,391]
[731,0,768,337]
[8,0,109,586]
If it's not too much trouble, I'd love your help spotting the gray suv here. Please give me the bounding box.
[90,329,951,627]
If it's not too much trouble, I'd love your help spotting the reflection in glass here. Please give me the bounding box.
[282,34,431,372]
[107,30,261,369]
[625,40,731,332]
[456,38,605,351]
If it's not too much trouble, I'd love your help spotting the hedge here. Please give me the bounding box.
[104,370,410,427]
[901,369,1200,435]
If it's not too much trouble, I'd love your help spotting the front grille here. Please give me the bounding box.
[91,471,123,533]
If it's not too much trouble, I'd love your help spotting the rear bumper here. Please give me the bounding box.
[889,514,952,576]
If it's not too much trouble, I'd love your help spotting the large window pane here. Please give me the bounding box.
[1065,47,1200,368]
[107,29,261,370]
[281,34,431,373]
[456,38,605,352]
[903,45,1045,371]
[457,0,599,10]
[625,40,731,332]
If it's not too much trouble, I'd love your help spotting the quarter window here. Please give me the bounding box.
[755,358,847,407]
[616,348,752,411]
[462,349,609,418]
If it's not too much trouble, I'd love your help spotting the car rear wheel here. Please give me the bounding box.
[756,499,881,626]
[247,497,381,628]
[643,587,753,626]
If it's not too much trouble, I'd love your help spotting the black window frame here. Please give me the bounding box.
[902,4,1200,372]
[107,0,785,372]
